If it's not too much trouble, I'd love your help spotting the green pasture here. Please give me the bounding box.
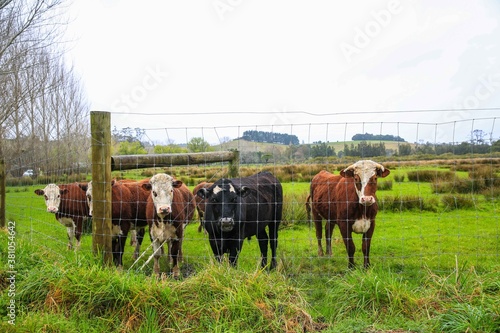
[2,163,500,332]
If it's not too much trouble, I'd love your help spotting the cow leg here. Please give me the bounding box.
[338,221,356,268]
[228,241,241,267]
[133,227,146,260]
[209,238,225,263]
[66,225,75,250]
[130,229,137,246]
[257,229,269,268]
[74,218,83,250]
[325,221,334,257]
[170,239,181,279]
[362,220,375,268]
[268,222,279,269]
[151,238,163,276]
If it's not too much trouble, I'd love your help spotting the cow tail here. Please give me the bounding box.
[305,194,312,222]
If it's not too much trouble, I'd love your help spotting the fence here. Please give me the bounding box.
[3,110,500,275]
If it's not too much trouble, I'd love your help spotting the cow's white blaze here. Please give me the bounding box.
[41,183,62,213]
[85,181,93,216]
[149,173,176,217]
[345,160,385,206]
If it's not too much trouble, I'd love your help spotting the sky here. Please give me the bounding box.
[64,0,500,146]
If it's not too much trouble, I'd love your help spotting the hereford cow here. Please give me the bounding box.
[192,181,213,232]
[197,171,283,269]
[79,181,134,267]
[117,178,151,259]
[34,183,89,250]
[307,160,390,268]
[142,173,195,278]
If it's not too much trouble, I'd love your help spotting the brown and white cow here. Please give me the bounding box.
[192,181,213,233]
[142,173,195,278]
[79,180,134,267]
[34,183,89,250]
[307,160,390,268]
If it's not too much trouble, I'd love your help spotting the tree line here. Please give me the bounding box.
[240,130,300,145]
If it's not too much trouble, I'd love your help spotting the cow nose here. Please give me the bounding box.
[158,206,171,214]
[360,196,375,206]
[219,217,235,231]
[47,207,58,213]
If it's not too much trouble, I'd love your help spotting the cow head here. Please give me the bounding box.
[78,182,92,216]
[142,173,182,217]
[197,179,250,232]
[340,160,390,206]
[34,184,68,213]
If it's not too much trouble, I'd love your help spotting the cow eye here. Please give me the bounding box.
[153,191,158,197]
[44,195,48,200]
[231,197,238,203]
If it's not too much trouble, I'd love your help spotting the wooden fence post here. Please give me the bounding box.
[90,111,113,265]
[228,150,240,178]
[0,158,5,228]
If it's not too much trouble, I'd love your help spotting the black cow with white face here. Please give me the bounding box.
[197,171,283,269]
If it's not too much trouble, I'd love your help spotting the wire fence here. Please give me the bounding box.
[4,111,500,276]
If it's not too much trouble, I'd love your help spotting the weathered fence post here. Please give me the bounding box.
[228,150,239,178]
[90,111,113,265]
[0,158,5,228]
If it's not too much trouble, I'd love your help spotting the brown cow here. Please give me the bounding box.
[117,178,151,259]
[307,160,390,268]
[142,173,195,278]
[79,181,134,267]
[34,183,89,250]
[192,181,213,232]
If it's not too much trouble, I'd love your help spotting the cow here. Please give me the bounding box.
[192,181,213,233]
[79,180,134,267]
[34,183,89,250]
[142,173,195,278]
[117,178,151,259]
[307,160,390,268]
[196,171,283,269]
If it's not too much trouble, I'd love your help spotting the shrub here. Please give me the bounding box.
[407,170,455,182]
[393,174,405,182]
[378,180,393,191]
[441,194,476,210]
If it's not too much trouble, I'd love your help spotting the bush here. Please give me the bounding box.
[407,170,455,182]
[441,194,476,210]
[378,180,393,191]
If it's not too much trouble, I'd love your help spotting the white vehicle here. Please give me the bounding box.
[22,169,34,177]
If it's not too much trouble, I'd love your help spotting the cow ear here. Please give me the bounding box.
[197,188,210,199]
[173,180,183,188]
[78,183,88,191]
[34,189,44,196]
[142,183,152,191]
[378,168,390,178]
[340,167,355,178]
[238,186,251,197]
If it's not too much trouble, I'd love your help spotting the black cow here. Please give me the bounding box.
[197,171,283,269]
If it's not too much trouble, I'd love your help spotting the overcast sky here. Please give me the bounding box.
[65,0,500,145]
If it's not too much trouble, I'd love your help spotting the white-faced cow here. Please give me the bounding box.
[79,180,134,267]
[34,183,89,250]
[197,171,283,269]
[142,173,195,278]
[307,160,390,268]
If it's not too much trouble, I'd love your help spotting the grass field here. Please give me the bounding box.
[1,163,500,332]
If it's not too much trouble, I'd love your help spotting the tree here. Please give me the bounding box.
[187,137,211,152]
[153,144,188,154]
[116,141,147,155]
